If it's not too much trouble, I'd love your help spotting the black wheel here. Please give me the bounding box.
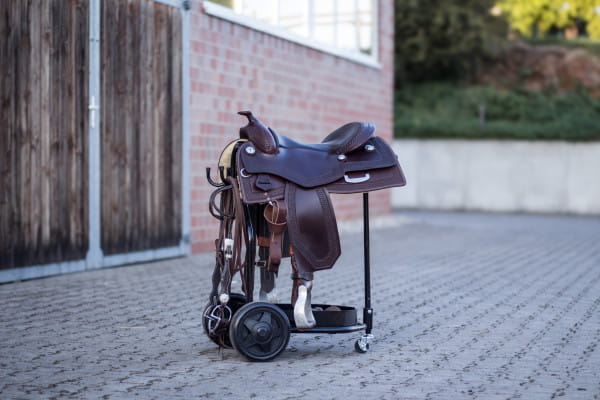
[203,293,247,348]
[355,339,369,353]
[229,302,290,361]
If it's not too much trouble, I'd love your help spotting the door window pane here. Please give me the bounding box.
[207,0,376,58]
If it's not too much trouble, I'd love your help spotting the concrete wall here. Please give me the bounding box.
[392,139,600,215]
[188,2,395,252]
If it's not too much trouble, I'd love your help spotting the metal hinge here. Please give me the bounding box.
[88,96,99,129]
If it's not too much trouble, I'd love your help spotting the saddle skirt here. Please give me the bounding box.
[237,115,406,202]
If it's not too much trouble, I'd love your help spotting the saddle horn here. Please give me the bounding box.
[238,111,278,155]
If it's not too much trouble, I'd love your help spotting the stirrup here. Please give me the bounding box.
[293,283,316,329]
[259,288,278,303]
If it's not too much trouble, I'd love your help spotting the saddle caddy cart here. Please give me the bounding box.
[204,111,406,361]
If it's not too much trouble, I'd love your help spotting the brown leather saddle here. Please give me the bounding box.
[235,111,406,281]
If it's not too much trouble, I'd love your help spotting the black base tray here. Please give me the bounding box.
[274,303,366,334]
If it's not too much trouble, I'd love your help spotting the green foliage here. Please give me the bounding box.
[394,0,508,84]
[498,0,600,38]
[395,83,600,141]
[525,36,600,55]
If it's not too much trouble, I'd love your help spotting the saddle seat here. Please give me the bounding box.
[238,111,374,155]
[274,122,375,155]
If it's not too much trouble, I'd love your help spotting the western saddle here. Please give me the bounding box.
[208,111,406,333]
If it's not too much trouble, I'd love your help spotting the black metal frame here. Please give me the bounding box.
[207,140,374,339]
[362,192,373,336]
[240,193,372,336]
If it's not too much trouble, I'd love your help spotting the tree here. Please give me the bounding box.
[498,0,600,38]
[394,0,507,85]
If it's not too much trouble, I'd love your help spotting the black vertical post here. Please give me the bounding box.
[363,193,373,334]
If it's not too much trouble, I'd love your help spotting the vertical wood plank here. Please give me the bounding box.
[39,0,51,263]
[29,0,42,265]
[139,0,152,251]
[49,0,62,261]
[114,0,122,253]
[170,7,183,243]
[67,1,77,253]
[101,0,116,254]
[0,0,17,267]
[75,0,89,253]
[0,0,9,266]
[153,3,165,248]
[18,0,32,265]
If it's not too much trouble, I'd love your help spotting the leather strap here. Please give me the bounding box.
[263,199,287,273]
[229,177,247,276]
[257,236,270,247]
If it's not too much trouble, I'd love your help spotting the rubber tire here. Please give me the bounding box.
[229,302,290,361]
[355,339,369,353]
[202,293,247,348]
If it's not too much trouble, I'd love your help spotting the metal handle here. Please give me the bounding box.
[344,173,370,184]
[88,96,98,129]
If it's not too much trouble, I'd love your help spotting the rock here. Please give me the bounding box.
[479,42,600,96]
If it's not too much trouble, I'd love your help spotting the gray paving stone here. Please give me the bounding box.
[1,211,599,399]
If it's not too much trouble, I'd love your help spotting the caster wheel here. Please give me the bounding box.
[203,293,247,348]
[229,302,290,361]
[355,339,369,353]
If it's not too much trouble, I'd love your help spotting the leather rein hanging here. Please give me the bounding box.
[209,176,247,306]
[206,172,248,348]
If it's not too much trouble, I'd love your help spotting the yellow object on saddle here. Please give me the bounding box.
[217,139,247,183]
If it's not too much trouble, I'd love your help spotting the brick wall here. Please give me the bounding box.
[188,1,395,253]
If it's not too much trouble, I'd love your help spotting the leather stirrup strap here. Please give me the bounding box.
[229,177,247,275]
[263,199,287,273]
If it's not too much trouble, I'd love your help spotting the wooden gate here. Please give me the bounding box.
[0,0,188,281]
[0,0,89,270]
[100,0,183,255]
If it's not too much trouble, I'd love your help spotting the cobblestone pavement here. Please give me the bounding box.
[1,211,599,400]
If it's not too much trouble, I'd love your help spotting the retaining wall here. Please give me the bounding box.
[392,140,600,214]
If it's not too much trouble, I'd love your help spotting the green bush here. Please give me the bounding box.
[525,37,600,56]
[395,83,600,141]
